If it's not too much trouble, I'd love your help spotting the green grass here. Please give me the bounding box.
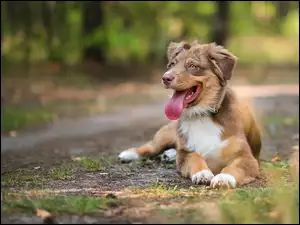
[1,170,48,189]
[220,185,299,224]
[127,162,299,223]
[1,195,117,215]
[1,102,98,133]
[1,175,46,188]
[1,160,299,223]
[1,157,112,189]
[262,115,299,126]
[262,160,290,169]
[79,157,105,172]
[50,167,74,180]
[1,107,54,133]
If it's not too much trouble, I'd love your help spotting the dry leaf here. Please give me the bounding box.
[271,153,281,162]
[36,208,56,224]
[36,208,52,219]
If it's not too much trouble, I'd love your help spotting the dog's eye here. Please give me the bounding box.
[168,61,176,69]
[188,64,198,70]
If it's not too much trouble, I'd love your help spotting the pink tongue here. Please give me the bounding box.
[165,90,189,120]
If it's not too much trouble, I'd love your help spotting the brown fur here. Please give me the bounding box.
[119,41,262,188]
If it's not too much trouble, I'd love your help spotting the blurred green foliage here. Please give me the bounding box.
[1,1,299,67]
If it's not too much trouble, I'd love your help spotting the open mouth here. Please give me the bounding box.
[165,85,201,120]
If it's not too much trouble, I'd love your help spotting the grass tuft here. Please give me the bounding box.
[50,167,74,180]
[79,157,105,172]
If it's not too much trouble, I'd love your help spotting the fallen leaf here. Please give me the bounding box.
[36,208,56,224]
[271,153,281,162]
[36,208,51,218]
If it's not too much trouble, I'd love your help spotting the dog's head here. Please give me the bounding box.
[162,41,237,120]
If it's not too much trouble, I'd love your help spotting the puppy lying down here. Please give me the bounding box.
[119,41,261,189]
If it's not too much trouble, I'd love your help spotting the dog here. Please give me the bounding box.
[119,40,261,189]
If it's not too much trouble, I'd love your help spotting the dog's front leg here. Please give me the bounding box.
[176,149,214,185]
[210,138,260,189]
[119,121,177,163]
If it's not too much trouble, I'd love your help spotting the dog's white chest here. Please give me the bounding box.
[179,117,228,158]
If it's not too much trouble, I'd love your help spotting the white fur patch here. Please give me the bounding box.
[182,106,216,118]
[161,148,177,162]
[191,170,214,185]
[179,116,228,158]
[118,149,139,163]
[210,173,237,189]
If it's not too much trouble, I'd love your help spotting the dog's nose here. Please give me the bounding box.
[162,72,174,84]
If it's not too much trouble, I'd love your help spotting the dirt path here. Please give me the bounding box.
[1,84,298,152]
[1,84,299,169]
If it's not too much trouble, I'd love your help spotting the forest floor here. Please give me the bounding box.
[1,66,299,224]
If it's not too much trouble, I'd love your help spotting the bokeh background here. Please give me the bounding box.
[1,3,299,223]
[1,1,299,133]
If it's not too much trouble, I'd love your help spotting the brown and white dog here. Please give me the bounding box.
[119,41,261,189]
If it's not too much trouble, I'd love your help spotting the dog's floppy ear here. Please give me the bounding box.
[208,43,237,84]
[167,41,191,61]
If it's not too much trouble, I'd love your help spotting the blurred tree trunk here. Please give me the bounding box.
[21,2,32,71]
[5,1,22,34]
[275,1,290,33]
[82,1,105,63]
[211,1,229,47]
[41,1,54,61]
[55,1,68,63]
[276,1,290,20]
[56,1,68,68]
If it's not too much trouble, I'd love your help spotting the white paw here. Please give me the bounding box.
[118,149,139,163]
[191,170,214,185]
[161,148,177,162]
[210,173,237,189]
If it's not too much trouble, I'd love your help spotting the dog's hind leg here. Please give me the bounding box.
[119,121,177,163]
